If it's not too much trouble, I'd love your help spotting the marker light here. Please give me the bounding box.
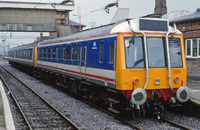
[134,79,139,84]
[174,77,179,83]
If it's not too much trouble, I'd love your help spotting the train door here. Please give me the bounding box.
[81,45,87,79]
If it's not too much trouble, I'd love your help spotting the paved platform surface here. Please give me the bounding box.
[187,80,200,104]
[0,80,15,130]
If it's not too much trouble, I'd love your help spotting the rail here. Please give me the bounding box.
[0,65,81,130]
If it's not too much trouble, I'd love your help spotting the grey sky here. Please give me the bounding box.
[1,0,200,49]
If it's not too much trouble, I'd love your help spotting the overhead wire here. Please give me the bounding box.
[71,0,121,21]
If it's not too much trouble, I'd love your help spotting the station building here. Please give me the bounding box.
[151,0,200,80]
[163,9,200,80]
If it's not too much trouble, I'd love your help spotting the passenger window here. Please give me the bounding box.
[71,47,74,60]
[61,46,63,59]
[40,49,42,58]
[48,48,51,58]
[56,48,59,59]
[63,48,65,59]
[99,42,104,62]
[53,47,56,58]
[58,46,60,59]
[44,48,46,58]
[66,46,70,60]
[83,46,86,62]
[110,43,114,63]
[78,44,80,61]
[75,45,77,60]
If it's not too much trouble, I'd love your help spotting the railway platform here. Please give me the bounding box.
[187,80,200,104]
[0,79,15,130]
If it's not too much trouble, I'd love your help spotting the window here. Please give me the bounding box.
[63,48,65,59]
[83,46,86,62]
[185,38,200,58]
[48,48,51,58]
[99,42,104,62]
[124,37,144,68]
[58,46,60,59]
[193,39,197,57]
[44,48,46,58]
[53,47,56,58]
[60,46,63,59]
[110,43,114,63]
[186,39,192,57]
[147,37,166,68]
[199,39,200,56]
[40,49,42,58]
[78,44,80,61]
[75,45,77,60]
[71,47,74,60]
[169,38,183,68]
[66,46,70,60]
[56,48,59,59]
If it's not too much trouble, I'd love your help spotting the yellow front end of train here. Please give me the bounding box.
[115,28,189,108]
[116,33,187,91]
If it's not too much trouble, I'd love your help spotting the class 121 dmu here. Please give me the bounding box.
[7,18,190,118]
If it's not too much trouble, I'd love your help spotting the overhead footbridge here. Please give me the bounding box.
[0,1,74,36]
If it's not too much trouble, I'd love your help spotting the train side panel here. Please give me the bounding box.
[37,35,117,89]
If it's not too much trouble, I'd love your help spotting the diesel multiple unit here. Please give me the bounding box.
[7,18,190,118]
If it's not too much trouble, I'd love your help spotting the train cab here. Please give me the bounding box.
[113,18,190,115]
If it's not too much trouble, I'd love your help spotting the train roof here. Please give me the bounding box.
[9,41,40,51]
[9,18,182,51]
[38,18,181,46]
[38,21,121,45]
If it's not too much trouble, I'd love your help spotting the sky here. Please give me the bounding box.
[1,0,200,52]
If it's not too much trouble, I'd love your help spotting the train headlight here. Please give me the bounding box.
[131,88,147,105]
[176,86,190,103]
[174,77,179,83]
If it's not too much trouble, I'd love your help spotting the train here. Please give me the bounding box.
[7,18,190,118]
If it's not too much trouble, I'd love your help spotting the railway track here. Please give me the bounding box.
[0,65,81,130]
[80,99,143,130]
[167,100,200,120]
[0,61,194,129]
[81,98,193,130]
[160,117,192,130]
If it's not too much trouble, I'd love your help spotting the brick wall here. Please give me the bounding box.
[186,59,200,80]
[177,20,200,39]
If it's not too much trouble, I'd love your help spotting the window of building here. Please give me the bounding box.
[185,38,200,58]
[99,42,104,62]
[109,43,114,64]
[199,39,200,56]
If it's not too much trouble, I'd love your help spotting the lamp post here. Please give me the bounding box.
[73,14,81,32]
